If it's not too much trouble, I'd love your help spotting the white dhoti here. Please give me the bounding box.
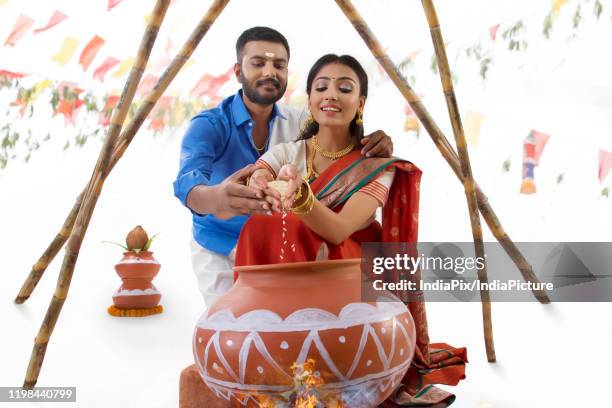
[190,238,235,308]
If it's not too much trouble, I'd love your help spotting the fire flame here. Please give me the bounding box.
[256,359,344,408]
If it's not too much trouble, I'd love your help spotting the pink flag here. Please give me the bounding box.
[93,56,120,81]
[4,14,35,46]
[489,24,501,42]
[108,0,123,11]
[79,35,105,71]
[0,69,26,79]
[191,68,233,98]
[530,130,551,165]
[136,74,159,97]
[599,149,612,183]
[34,10,67,34]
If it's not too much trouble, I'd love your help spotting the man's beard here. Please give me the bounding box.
[240,72,287,105]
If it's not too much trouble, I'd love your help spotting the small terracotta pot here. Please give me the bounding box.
[193,259,416,407]
[113,251,161,309]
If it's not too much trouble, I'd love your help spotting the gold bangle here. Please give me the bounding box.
[292,184,314,215]
[293,193,314,215]
[291,182,312,209]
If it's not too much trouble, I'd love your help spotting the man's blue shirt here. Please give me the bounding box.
[173,91,286,256]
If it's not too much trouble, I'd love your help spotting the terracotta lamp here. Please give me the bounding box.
[107,226,163,317]
[189,259,416,407]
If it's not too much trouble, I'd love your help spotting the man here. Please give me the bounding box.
[173,27,393,307]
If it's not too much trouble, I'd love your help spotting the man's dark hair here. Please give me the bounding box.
[235,26,290,63]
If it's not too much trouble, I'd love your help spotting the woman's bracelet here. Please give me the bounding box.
[292,183,314,215]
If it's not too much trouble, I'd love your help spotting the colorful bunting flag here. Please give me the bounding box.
[463,110,485,147]
[191,67,233,99]
[403,104,419,133]
[520,130,551,194]
[149,56,172,76]
[552,0,569,15]
[112,57,134,79]
[489,24,501,42]
[53,83,84,125]
[4,14,35,46]
[148,96,173,131]
[599,149,612,183]
[93,57,120,81]
[136,74,159,97]
[108,0,124,11]
[530,129,551,165]
[98,95,120,126]
[34,10,68,34]
[52,37,79,66]
[79,35,105,71]
[0,69,25,79]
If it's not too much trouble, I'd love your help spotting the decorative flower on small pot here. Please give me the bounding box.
[106,226,163,317]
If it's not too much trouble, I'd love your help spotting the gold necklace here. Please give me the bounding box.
[311,135,354,160]
[305,143,319,181]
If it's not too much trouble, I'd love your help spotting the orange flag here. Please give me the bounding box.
[93,56,120,81]
[599,149,612,183]
[98,95,120,126]
[34,10,67,34]
[79,35,105,71]
[108,0,123,11]
[4,14,35,46]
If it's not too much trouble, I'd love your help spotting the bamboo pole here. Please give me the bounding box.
[22,0,175,388]
[15,0,232,305]
[334,0,550,304]
[421,0,495,362]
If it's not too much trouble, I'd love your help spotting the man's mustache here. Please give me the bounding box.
[256,79,280,89]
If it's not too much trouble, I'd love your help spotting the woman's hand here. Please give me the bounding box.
[277,164,303,210]
[248,168,277,213]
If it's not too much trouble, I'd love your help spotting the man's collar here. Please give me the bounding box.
[231,90,286,127]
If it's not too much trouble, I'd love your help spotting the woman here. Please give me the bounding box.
[235,54,467,407]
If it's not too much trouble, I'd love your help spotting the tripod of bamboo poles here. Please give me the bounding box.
[15,0,551,388]
[20,0,231,389]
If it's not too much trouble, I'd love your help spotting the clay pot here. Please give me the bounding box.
[113,251,161,309]
[193,259,416,408]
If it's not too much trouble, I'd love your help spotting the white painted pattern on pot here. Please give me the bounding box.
[193,301,416,407]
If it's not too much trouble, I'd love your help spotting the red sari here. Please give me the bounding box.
[236,150,467,407]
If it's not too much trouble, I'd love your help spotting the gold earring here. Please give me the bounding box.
[356,109,363,126]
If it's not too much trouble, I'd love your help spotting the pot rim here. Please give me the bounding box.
[233,258,361,273]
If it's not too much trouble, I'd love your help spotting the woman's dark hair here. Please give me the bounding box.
[236,26,290,63]
[297,54,368,143]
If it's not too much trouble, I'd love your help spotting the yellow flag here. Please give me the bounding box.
[463,110,485,147]
[0,0,10,6]
[52,37,79,66]
[552,0,568,16]
[112,57,134,79]
[34,79,52,95]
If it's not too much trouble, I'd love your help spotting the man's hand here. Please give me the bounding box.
[361,130,394,158]
[214,164,270,217]
[187,164,270,218]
